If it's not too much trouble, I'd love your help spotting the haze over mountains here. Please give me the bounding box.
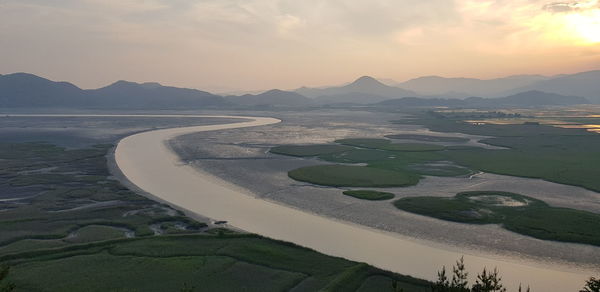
[0,70,598,109]
[296,76,416,104]
[376,91,589,108]
[0,73,225,109]
[396,75,550,98]
[225,90,312,107]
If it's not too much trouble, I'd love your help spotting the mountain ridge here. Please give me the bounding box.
[295,75,417,104]
[0,71,597,109]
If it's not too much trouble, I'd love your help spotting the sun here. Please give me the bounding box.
[563,10,600,44]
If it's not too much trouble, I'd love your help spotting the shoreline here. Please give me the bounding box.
[113,114,596,292]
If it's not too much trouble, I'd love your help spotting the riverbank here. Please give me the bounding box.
[114,115,596,292]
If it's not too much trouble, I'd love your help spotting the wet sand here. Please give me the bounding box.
[115,115,596,292]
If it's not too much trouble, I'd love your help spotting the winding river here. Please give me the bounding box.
[0,114,547,291]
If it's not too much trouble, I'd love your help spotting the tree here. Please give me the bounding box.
[472,267,506,292]
[432,266,450,292]
[451,256,469,292]
[518,284,530,292]
[0,265,15,292]
[580,277,600,292]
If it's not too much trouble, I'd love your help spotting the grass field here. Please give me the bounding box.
[4,234,430,292]
[0,142,431,291]
[272,112,600,191]
[0,142,203,248]
[385,134,469,143]
[336,138,445,152]
[394,191,600,246]
[272,119,600,246]
[343,190,395,200]
[272,136,470,187]
[270,144,353,157]
[399,112,600,192]
[289,165,420,187]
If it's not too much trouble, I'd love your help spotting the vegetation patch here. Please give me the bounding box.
[270,144,352,157]
[0,142,432,291]
[289,165,419,187]
[343,190,395,201]
[385,134,469,143]
[394,191,600,246]
[405,161,473,177]
[65,225,128,244]
[272,137,466,188]
[4,234,430,292]
[400,112,600,192]
[336,138,445,152]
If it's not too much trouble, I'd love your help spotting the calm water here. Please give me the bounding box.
[115,115,597,292]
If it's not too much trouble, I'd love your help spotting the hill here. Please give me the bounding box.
[0,73,88,107]
[0,73,227,109]
[488,90,589,107]
[88,80,225,109]
[296,76,416,104]
[508,70,600,103]
[398,75,549,98]
[375,90,589,108]
[225,89,312,107]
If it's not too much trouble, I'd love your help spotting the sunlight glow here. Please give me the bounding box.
[564,10,600,44]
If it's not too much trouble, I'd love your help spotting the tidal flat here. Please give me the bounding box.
[170,109,600,268]
[0,112,434,291]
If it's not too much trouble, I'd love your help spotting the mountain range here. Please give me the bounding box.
[376,91,589,108]
[0,70,598,109]
[0,73,225,109]
[225,89,312,107]
[296,76,416,104]
[393,71,600,103]
[395,75,550,98]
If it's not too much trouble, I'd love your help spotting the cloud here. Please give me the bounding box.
[0,0,598,90]
[543,1,598,13]
[543,1,599,12]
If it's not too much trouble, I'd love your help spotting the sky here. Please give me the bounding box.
[1,0,599,92]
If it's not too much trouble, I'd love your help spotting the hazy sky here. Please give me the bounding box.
[1,0,599,92]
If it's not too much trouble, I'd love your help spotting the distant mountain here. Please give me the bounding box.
[487,90,589,107]
[225,89,312,107]
[314,92,392,105]
[398,75,549,98]
[507,70,600,103]
[296,76,416,104]
[0,73,227,109]
[0,73,88,107]
[377,97,465,107]
[375,90,589,108]
[88,80,225,109]
[2,71,597,109]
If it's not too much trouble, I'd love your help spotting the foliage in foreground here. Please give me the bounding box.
[432,257,508,292]
[432,257,600,292]
[580,277,600,292]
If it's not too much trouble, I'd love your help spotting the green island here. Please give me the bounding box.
[384,134,469,143]
[394,191,600,246]
[289,165,419,187]
[274,111,600,192]
[336,138,445,152]
[273,138,471,187]
[343,190,395,201]
[401,111,600,192]
[271,111,600,247]
[0,142,429,291]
